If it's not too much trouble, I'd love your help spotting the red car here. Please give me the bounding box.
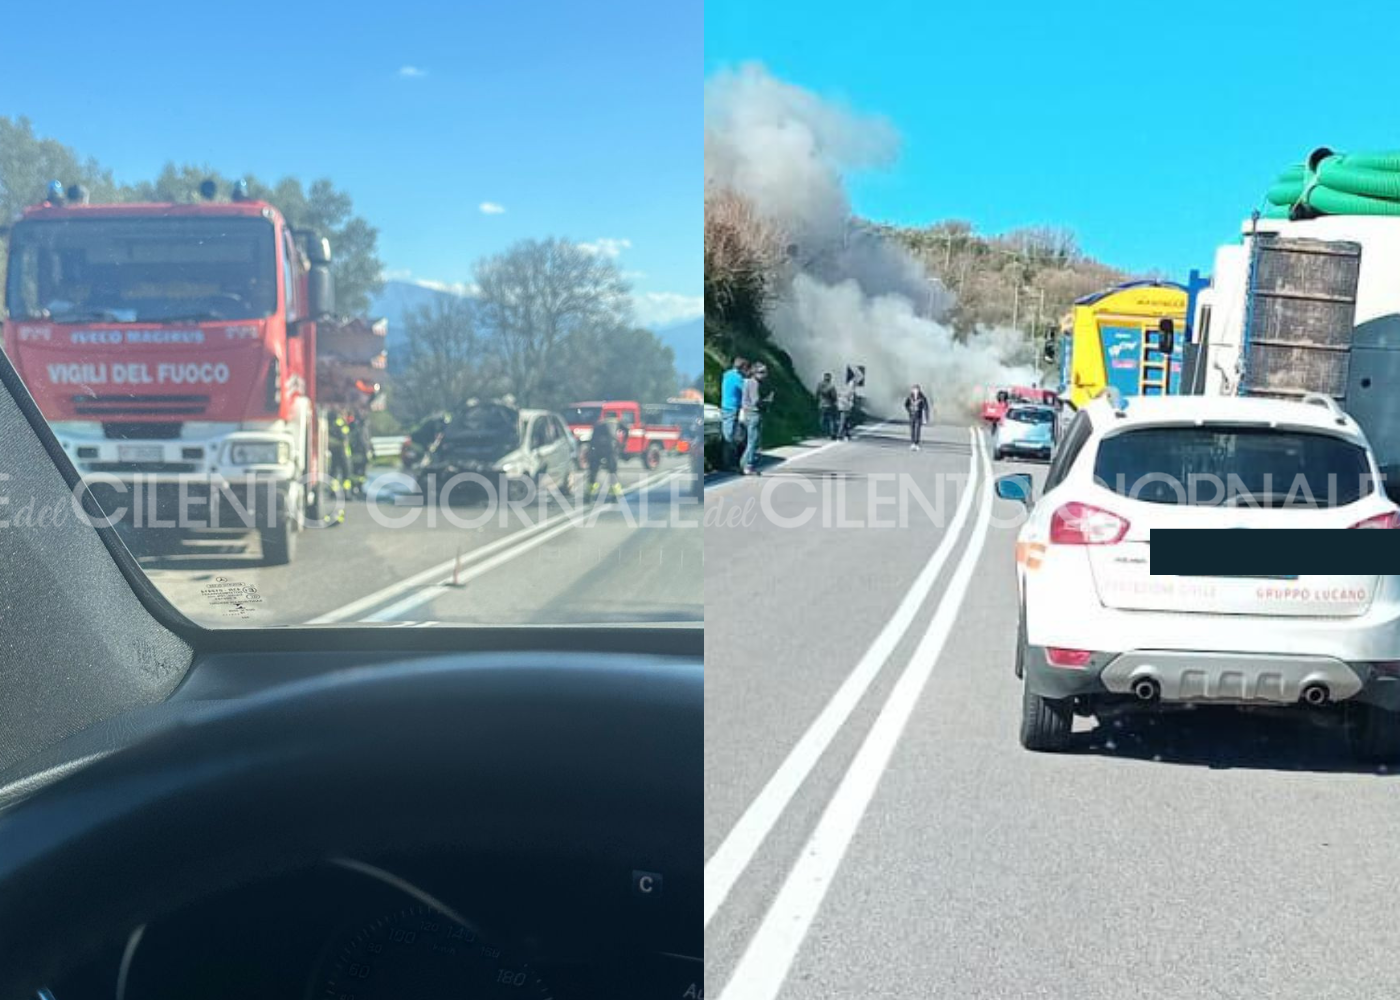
[981,385,1056,424]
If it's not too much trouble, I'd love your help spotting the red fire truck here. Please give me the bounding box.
[980,384,1056,424]
[1,183,336,564]
[564,400,683,471]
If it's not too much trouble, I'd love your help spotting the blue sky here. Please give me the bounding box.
[707,0,1400,279]
[2,0,699,326]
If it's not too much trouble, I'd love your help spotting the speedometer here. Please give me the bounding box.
[314,903,551,999]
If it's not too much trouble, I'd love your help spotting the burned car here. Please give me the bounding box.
[403,401,577,503]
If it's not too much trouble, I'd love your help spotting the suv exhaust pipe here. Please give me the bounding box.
[1131,677,1160,703]
[1301,683,1330,706]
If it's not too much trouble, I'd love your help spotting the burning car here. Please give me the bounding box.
[403,401,577,503]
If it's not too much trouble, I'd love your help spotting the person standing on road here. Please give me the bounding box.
[740,362,772,475]
[816,372,838,439]
[586,413,624,502]
[904,384,930,451]
[835,376,856,440]
[721,356,749,469]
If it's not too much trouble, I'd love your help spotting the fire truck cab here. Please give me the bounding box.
[1,184,335,564]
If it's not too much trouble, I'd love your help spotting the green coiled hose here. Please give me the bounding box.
[1264,148,1400,218]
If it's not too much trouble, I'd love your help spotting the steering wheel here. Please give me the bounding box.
[0,655,702,996]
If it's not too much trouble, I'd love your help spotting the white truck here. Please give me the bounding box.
[1192,214,1400,497]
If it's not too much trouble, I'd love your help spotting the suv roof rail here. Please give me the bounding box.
[1300,392,1349,425]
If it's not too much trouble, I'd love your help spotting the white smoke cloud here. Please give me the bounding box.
[770,277,1037,417]
[704,63,1033,417]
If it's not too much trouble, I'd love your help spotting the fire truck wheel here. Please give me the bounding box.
[260,514,297,566]
[304,483,324,522]
[644,442,663,471]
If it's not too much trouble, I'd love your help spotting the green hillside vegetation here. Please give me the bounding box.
[703,188,818,452]
[879,221,1144,339]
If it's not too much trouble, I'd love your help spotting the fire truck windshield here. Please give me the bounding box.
[4,216,277,324]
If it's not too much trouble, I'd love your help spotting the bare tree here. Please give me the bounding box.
[704,185,786,327]
[394,297,500,423]
[475,238,630,408]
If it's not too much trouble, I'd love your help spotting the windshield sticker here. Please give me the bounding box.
[199,576,264,619]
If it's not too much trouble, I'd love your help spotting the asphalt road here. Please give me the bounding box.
[705,419,1400,1000]
[125,456,702,627]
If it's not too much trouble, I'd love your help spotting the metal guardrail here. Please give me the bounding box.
[704,404,722,442]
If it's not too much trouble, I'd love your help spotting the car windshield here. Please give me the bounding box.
[1094,425,1373,506]
[0,7,698,629]
[5,216,277,322]
[566,406,603,425]
[1006,407,1053,423]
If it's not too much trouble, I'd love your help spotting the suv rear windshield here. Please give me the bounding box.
[1006,407,1054,424]
[1094,426,1373,507]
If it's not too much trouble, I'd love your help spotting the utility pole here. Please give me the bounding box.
[1030,288,1047,380]
[1012,284,1020,331]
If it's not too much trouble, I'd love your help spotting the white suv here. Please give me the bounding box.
[998,393,1400,760]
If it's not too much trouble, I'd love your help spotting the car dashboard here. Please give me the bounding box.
[0,641,702,1000]
[54,844,697,999]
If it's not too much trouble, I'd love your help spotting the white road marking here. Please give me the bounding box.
[703,427,980,927]
[364,516,581,621]
[716,432,994,1000]
[309,468,679,623]
[704,419,893,494]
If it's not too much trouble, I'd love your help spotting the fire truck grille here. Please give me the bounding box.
[103,422,184,440]
[72,393,210,417]
[84,461,199,474]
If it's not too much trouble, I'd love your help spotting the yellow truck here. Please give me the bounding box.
[1062,280,1187,409]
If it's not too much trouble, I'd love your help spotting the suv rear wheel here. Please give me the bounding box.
[1019,676,1072,752]
[1347,702,1400,763]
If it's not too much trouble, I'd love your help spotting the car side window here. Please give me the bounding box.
[1043,411,1092,494]
[531,418,548,448]
[619,410,636,427]
[553,417,570,443]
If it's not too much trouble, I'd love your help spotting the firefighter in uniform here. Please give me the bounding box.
[327,411,354,497]
[346,410,373,498]
[586,414,624,502]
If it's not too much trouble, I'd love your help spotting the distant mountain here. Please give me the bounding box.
[370,279,701,380]
[368,280,465,370]
[652,317,702,380]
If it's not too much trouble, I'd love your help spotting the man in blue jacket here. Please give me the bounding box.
[720,356,749,469]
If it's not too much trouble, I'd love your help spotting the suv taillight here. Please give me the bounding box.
[1049,502,1129,545]
[1351,512,1400,529]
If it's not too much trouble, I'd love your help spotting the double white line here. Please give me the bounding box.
[710,428,995,1000]
[309,468,681,624]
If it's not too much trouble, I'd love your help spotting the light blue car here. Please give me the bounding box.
[992,404,1056,461]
